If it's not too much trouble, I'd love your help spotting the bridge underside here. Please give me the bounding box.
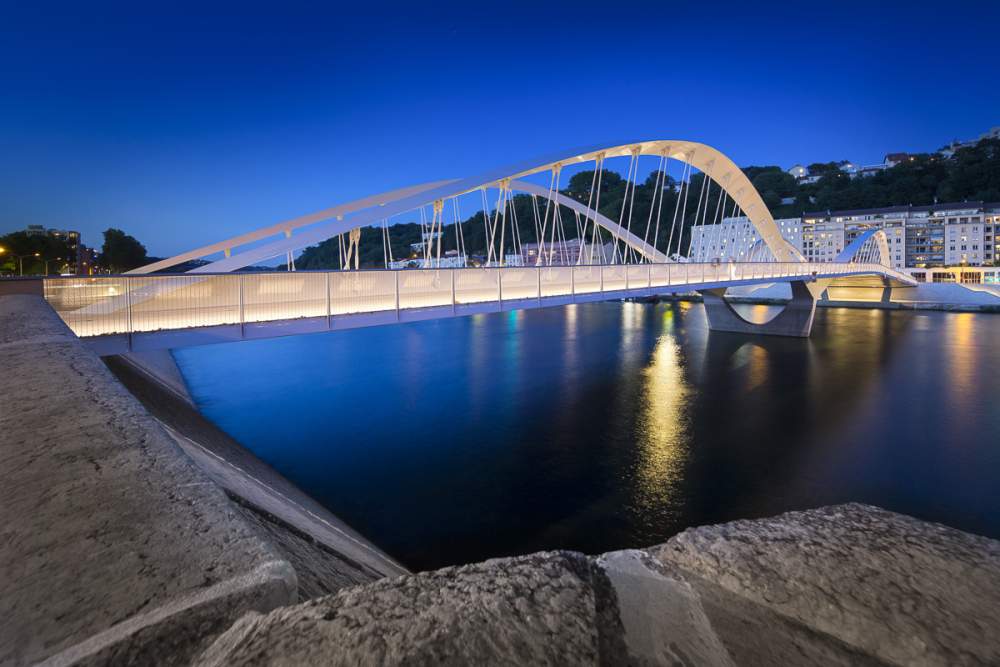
[700,281,819,337]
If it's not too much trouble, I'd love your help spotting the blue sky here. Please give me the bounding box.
[2,1,998,256]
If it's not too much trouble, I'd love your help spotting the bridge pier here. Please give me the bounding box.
[700,280,818,337]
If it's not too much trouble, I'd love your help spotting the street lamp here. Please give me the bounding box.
[9,252,42,276]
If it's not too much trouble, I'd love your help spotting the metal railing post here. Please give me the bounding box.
[239,273,245,339]
[451,269,457,315]
[326,271,332,329]
[125,276,133,351]
[394,271,400,321]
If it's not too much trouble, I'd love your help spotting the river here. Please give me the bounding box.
[174,301,1000,571]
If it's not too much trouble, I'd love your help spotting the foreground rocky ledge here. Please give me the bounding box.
[198,504,1000,666]
[4,294,999,665]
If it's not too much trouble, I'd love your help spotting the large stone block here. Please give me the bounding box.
[196,551,621,666]
[653,503,1000,666]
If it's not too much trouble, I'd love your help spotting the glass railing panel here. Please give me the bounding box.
[244,272,327,323]
[602,265,627,291]
[129,275,240,333]
[329,270,396,315]
[43,277,131,337]
[572,266,601,294]
[626,265,650,290]
[499,267,539,301]
[396,269,451,310]
[454,268,499,304]
[539,267,572,297]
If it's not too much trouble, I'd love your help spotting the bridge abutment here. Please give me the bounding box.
[700,280,818,337]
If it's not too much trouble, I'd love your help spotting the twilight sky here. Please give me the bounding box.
[2,1,998,256]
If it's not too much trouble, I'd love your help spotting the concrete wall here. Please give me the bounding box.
[0,295,299,665]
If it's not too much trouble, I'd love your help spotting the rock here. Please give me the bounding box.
[652,503,1000,666]
[195,551,622,666]
[597,550,734,666]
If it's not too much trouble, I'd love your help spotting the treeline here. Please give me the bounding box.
[297,137,1000,270]
[0,227,148,275]
[296,169,724,269]
[753,138,1000,218]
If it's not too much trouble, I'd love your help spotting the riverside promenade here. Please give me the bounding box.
[2,292,1000,665]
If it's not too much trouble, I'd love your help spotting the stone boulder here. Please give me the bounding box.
[653,503,1000,666]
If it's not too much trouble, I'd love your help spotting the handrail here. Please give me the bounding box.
[40,262,915,340]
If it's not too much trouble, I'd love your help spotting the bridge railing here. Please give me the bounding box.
[42,262,882,338]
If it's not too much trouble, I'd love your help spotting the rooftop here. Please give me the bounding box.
[804,202,1000,219]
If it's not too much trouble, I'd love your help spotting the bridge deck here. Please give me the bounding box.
[42,262,914,354]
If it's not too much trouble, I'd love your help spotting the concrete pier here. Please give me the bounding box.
[700,280,820,337]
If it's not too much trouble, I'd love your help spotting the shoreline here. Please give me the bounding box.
[104,354,410,591]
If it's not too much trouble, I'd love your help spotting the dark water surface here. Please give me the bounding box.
[174,302,1000,571]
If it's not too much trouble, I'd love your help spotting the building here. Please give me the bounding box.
[389,251,467,269]
[905,266,1000,284]
[76,245,97,275]
[787,164,808,179]
[505,239,617,267]
[940,127,1000,157]
[805,202,998,268]
[688,217,803,262]
[20,225,84,274]
[884,153,910,167]
[687,202,999,268]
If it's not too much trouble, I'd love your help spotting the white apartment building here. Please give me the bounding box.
[688,217,803,262]
[688,202,999,268]
[806,202,999,268]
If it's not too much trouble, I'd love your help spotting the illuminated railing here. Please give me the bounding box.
[42,262,894,338]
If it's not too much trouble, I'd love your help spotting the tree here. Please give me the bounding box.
[101,228,147,272]
[0,230,76,275]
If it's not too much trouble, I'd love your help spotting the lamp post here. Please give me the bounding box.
[10,252,42,276]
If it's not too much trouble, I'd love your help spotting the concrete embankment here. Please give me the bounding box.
[0,295,403,666]
[104,351,408,597]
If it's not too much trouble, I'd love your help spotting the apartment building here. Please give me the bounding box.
[688,202,999,268]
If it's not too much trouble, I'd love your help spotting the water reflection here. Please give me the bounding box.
[175,302,1000,570]
[633,333,689,517]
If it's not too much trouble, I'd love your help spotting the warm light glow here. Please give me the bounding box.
[633,335,689,510]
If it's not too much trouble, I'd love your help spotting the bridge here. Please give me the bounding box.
[39,140,915,353]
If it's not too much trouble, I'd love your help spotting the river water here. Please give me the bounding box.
[174,302,1000,571]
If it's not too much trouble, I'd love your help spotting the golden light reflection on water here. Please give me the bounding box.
[634,332,690,510]
[948,313,975,405]
[563,304,579,368]
[732,342,770,392]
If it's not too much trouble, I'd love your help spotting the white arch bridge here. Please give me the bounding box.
[42,140,915,354]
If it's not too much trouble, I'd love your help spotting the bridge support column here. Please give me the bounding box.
[700,280,818,337]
